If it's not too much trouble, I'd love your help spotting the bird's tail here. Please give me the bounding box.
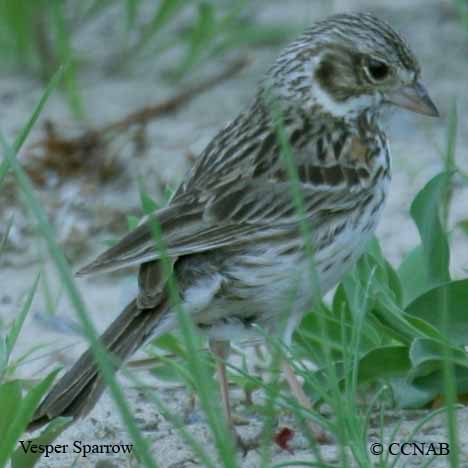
[28,294,168,432]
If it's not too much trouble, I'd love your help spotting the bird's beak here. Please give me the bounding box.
[386,81,439,117]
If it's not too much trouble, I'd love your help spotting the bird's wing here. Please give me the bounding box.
[77,172,364,276]
[78,102,379,277]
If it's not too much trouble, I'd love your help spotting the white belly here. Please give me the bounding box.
[164,173,390,344]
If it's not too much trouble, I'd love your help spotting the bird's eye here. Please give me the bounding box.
[365,59,391,82]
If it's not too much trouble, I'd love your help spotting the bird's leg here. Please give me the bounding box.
[209,339,252,453]
[281,359,330,444]
[281,359,312,410]
[209,340,233,428]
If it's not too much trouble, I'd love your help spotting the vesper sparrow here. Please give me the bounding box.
[29,13,438,443]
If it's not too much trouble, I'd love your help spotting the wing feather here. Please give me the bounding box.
[77,177,365,276]
[77,115,378,276]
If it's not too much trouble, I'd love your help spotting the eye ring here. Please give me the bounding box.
[365,58,391,82]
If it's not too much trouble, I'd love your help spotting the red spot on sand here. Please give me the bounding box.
[274,427,295,453]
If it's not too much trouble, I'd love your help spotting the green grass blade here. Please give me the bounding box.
[51,0,84,118]
[120,365,217,468]
[139,186,239,466]
[0,370,58,468]
[0,216,14,255]
[0,83,157,466]
[441,101,457,228]
[0,380,22,440]
[5,274,40,358]
[125,0,141,30]
[0,64,65,187]
[133,0,186,55]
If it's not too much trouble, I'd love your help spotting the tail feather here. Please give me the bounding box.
[28,295,168,432]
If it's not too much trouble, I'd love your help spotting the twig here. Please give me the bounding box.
[29,56,250,158]
[101,56,249,133]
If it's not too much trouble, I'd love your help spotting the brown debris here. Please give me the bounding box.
[99,56,249,134]
[274,426,295,453]
[25,57,249,186]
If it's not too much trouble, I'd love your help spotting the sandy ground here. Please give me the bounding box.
[1,0,468,466]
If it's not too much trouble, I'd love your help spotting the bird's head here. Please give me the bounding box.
[264,13,439,121]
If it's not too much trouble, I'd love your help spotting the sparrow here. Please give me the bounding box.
[29,13,439,445]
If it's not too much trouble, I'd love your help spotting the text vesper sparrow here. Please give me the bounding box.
[29,13,439,443]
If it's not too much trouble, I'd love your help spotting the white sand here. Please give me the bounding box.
[1,0,468,466]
